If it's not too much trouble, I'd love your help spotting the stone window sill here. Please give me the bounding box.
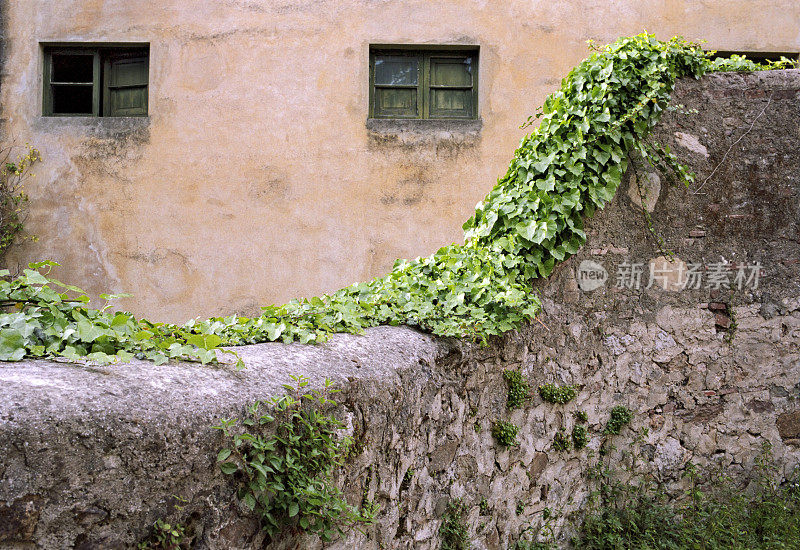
[366,118,482,147]
[35,116,150,138]
[367,118,481,135]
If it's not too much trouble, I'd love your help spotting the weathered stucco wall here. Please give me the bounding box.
[0,0,798,322]
[0,70,799,549]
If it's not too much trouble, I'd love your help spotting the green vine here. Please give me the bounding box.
[0,35,779,365]
[213,376,374,542]
[0,261,239,365]
[706,53,796,72]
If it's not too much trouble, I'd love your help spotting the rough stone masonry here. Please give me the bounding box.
[0,70,799,549]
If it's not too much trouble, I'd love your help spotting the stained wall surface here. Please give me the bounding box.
[0,0,799,322]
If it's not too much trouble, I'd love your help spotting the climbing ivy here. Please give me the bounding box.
[707,53,796,73]
[0,261,237,365]
[0,35,774,365]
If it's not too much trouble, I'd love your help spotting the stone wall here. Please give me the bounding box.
[0,70,799,549]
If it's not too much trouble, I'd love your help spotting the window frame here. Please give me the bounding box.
[368,45,479,120]
[42,44,150,118]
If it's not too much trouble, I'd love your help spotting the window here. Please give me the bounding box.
[43,45,149,117]
[369,47,478,119]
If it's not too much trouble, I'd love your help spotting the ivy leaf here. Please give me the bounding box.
[186,333,223,350]
[76,318,103,343]
[0,329,26,361]
[536,174,556,192]
[531,152,556,173]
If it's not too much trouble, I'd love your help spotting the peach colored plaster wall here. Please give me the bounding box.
[1,0,799,323]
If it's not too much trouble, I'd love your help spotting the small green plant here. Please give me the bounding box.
[538,383,577,404]
[572,424,589,450]
[474,420,482,433]
[440,498,471,550]
[361,493,380,520]
[492,420,520,447]
[516,500,526,516]
[503,369,531,409]
[512,507,558,549]
[553,427,572,452]
[401,467,415,491]
[214,376,374,542]
[724,306,738,343]
[137,519,185,550]
[0,144,39,259]
[574,410,588,423]
[604,406,633,435]
[479,497,490,516]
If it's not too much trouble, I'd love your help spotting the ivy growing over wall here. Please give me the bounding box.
[0,35,786,365]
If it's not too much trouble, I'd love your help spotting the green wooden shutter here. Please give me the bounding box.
[371,54,421,118]
[428,55,474,119]
[104,54,148,116]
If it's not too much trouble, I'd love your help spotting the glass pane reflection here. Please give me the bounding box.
[374,57,419,86]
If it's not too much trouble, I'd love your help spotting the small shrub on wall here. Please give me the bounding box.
[0,144,39,260]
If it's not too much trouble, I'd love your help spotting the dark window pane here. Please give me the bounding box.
[431,58,472,86]
[51,84,93,114]
[374,56,419,86]
[51,54,94,83]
